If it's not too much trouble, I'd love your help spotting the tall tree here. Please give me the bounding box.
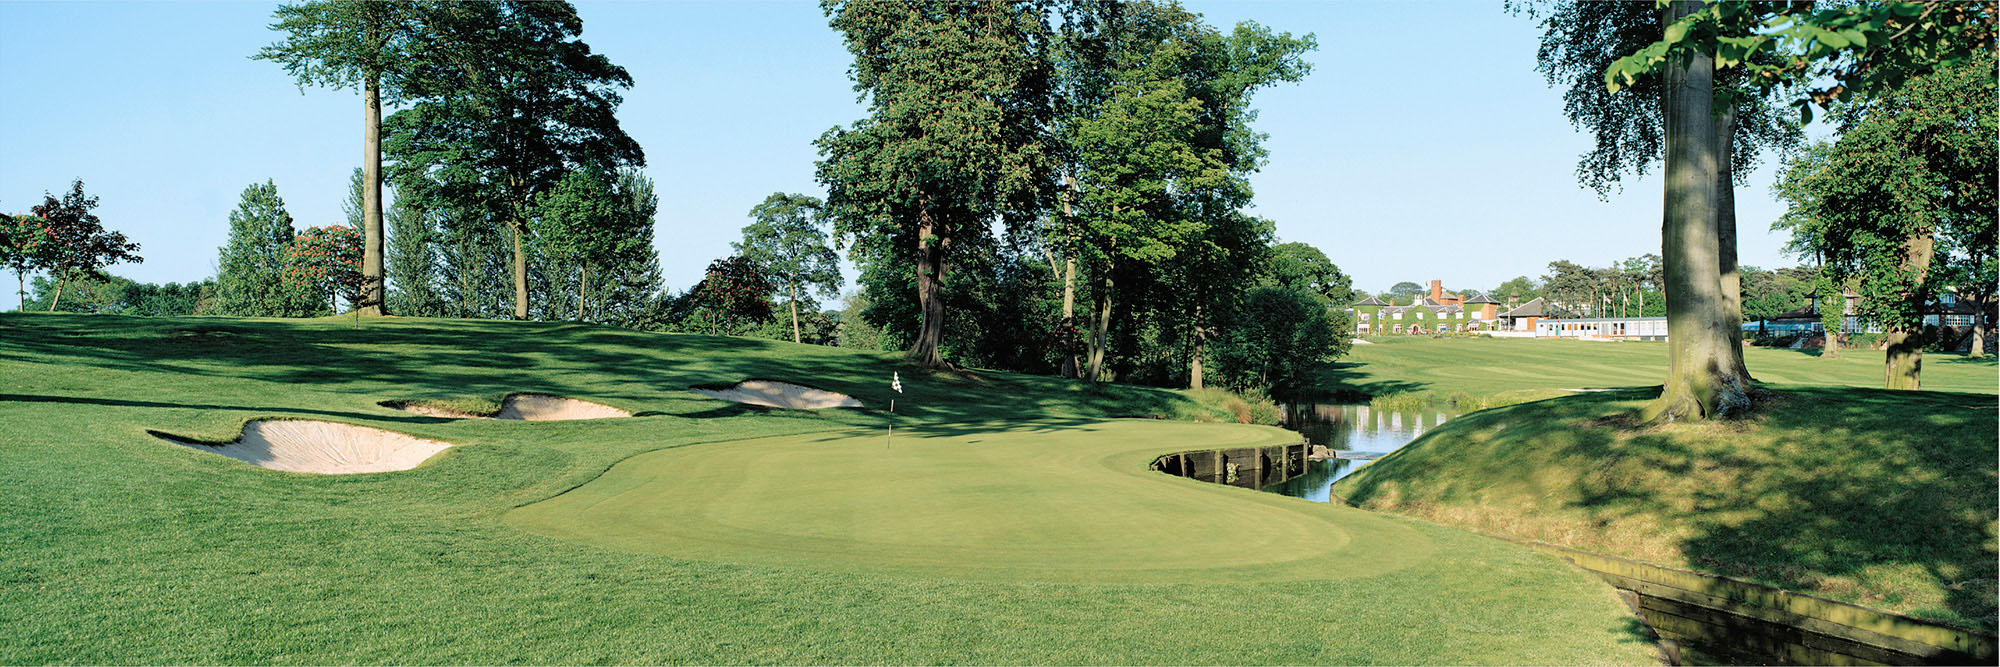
[531,170,642,321]
[588,168,664,328]
[816,0,1053,368]
[386,0,644,320]
[214,181,309,317]
[384,183,443,317]
[1521,0,1804,387]
[735,193,843,344]
[1772,53,1995,388]
[28,181,142,312]
[258,1,430,316]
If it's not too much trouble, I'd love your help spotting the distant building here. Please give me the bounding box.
[1350,280,1503,335]
[1536,316,1669,341]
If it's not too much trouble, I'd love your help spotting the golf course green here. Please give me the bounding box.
[1,314,1660,664]
[508,421,1435,584]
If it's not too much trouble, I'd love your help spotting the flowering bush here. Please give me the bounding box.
[282,225,364,312]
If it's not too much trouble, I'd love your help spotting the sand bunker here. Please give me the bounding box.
[392,394,630,421]
[691,380,863,410]
[156,420,451,474]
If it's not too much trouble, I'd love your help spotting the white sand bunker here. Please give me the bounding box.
[156,420,451,474]
[393,394,630,421]
[691,380,863,410]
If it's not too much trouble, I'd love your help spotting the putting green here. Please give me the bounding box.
[506,419,1436,583]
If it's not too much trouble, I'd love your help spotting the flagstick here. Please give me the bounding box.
[887,398,894,449]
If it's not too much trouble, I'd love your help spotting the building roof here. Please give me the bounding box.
[1463,292,1499,305]
[1352,295,1389,307]
[1500,297,1549,318]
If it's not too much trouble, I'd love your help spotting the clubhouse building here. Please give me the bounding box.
[1349,280,1669,340]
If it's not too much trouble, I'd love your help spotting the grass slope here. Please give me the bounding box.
[1333,388,1998,631]
[1325,336,1997,399]
[0,314,1658,665]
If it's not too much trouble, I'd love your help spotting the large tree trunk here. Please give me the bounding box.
[1885,231,1937,390]
[1715,100,1749,380]
[511,221,529,320]
[789,282,801,344]
[360,71,387,316]
[1648,0,1749,423]
[910,207,947,368]
[1087,268,1114,383]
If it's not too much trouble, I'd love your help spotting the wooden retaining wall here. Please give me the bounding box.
[1151,442,1309,489]
[1528,542,1995,666]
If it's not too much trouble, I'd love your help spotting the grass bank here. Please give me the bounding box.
[1332,387,1998,631]
[0,313,1657,664]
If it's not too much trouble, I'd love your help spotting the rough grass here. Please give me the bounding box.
[0,313,1659,665]
[1332,388,1998,631]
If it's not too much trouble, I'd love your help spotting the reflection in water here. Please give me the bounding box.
[1268,403,1461,503]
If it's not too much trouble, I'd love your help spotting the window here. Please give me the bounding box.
[1392,312,1402,320]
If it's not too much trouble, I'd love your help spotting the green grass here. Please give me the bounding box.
[1332,388,1998,631]
[1329,335,1998,399]
[0,313,1659,664]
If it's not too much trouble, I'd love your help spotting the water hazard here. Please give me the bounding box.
[1263,404,1462,503]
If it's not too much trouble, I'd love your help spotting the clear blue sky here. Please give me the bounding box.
[0,0,1814,298]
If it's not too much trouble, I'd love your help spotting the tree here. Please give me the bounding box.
[1542,260,1601,316]
[734,193,842,344]
[685,256,776,336]
[817,0,1054,368]
[28,180,142,312]
[1387,281,1424,305]
[1260,241,1350,305]
[1771,52,1995,389]
[385,0,644,320]
[1490,276,1540,308]
[385,182,443,317]
[214,181,311,317]
[1523,0,1811,409]
[258,0,433,316]
[1211,286,1343,399]
[283,225,365,314]
[587,168,664,328]
[0,213,59,311]
[1740,266,1808,335]
[531,170,644,321]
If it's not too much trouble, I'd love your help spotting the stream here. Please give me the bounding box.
[1261,403,1462,503]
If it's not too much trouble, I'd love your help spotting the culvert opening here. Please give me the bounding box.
[689,380,863,410]
[152,420,452,474]
[384,394,631,421]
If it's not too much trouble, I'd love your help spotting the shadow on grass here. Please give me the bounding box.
[1340,386,1998,631]
[0,313,1210,426]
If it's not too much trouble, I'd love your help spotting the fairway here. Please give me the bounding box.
[509,421,1433,583]
[1325,336,1997,398]
[1,315,1661,664]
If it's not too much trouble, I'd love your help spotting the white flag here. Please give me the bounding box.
[892,372,903,393]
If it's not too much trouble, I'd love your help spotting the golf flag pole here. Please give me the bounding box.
[888,372,903,448]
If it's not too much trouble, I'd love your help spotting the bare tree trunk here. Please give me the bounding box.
[576,263,589,321]
[511,221,529,320]
[360,70,386,316]
[1189,303,1205,390]
[910,206,947,368]
[48,270,65,312]
[790,282,801,344]
[1885,231,1937,390]
[1061,257,1079,377]
[1972,299,1988,359]
[1715,101,1749,380]
[1648,0,1748,423]
[1087,268,1113,383]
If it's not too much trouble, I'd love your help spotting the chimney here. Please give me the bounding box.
[1429,280,1442,302]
